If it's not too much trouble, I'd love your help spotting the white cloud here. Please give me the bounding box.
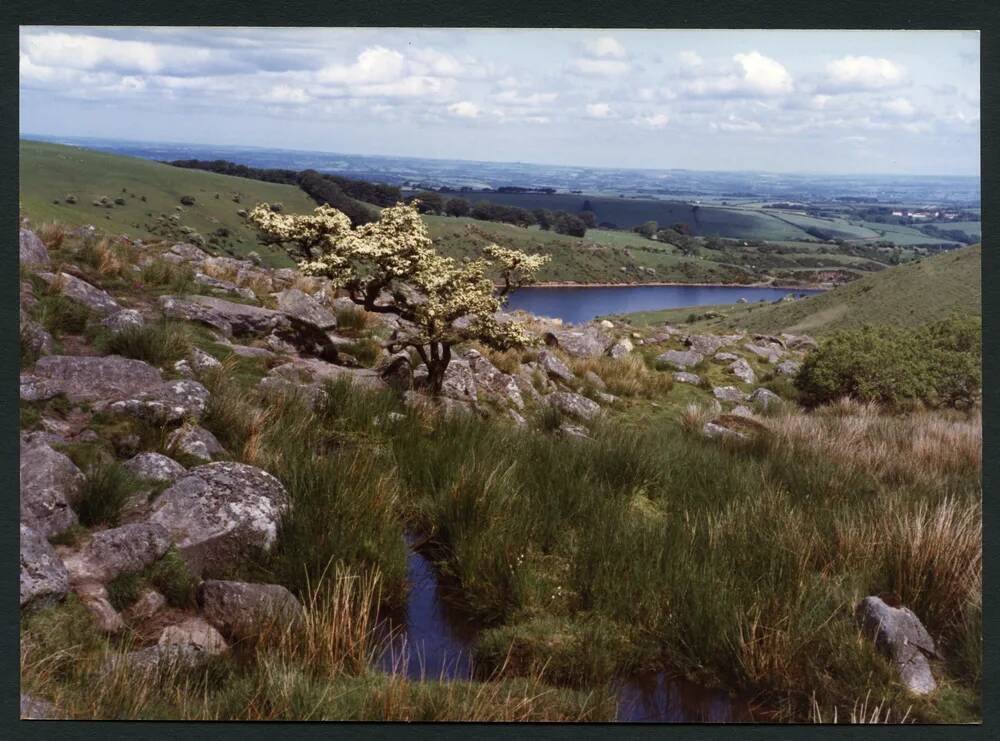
[570,58,630,77]
[494,89,558,106]
[633,112,670,129]
[585,102,614,119]
[823,56,905,91]
[317,46,406,85]
[680,51,793,98]
[882,97,916,118]
[678,50,703,67]
[712,114,763,132]
[448,100,481,118]
[586,36,626,59]
[260,85,311,104]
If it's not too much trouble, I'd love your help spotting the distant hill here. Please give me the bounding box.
[621,244,981,335]
[19,140,319,266]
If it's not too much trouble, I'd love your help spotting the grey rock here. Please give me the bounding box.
[20,694,59,719]
[673,372,701,385]
[775,359,802,377]
[686,334,726,356]
[583,370,607,390]
[857,596,938,695]
[20,524,69,609]
[20,319,55,357]
[108,378,211,424]
[438,358,478,403]
[167,425,226,463]
[714,352,739,363]
[728,358,757,384]
[269,357,386,391]
[158,617,228,655]
[168,242,210,262]
[546,391,601,421]
[607,337,634,359]
[537,349,575,383]
[731,405,754,417]
[276,288,338,331]
[543,328,610,358]
[376,352,413,393]
[464,349,523,409]
[19,229,49,266]
[123,452,186,483]
[159,295,287,338]
[195,272,257,300]
[780,333,818,351]
[38,272,121,316]
[149,462,289,576]
[101,309,144,333]
[20,438,84,537]
[62,522,172,585]
[229,344,277,360]
[749,387,782,411]
[190,347,222,373]
[656,348,703,370]
[199,580,303,641]
[125,589,167,621]
[557,422,591,439]
[743,341,784,364]
[712,386,748,403]
[702,421,747,440]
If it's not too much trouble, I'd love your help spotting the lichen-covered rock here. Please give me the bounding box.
[607,337,634,359]
[749,387,782,411]
[190,347,222,373]
[194,272,257,300]
[464,349,523,409]
[101,309,145,334]
[712,385,748,403]
[158,617,228,655]
[168,242,210,262]
[268,357,386,391]
[543,328,610,358]
[714,352,739,363]
[199,580,303,641]
[167,425,226,463]
[673,372,701,385]
[537,349,575,383]
[20,319,55,357]
[159,295,288,338]
[20,437,84,537]
[21,355,160,404]
[856,596,939,695]
[780,333,818,351]
[656,349,703,370]
[685,334,726,356]
[376,352,413,393]
[62,522,172,585]
[702,421,747,440]
[20,524,69,610]
[125,589,167,621]
[546,391,601,421]
[108,378,211,424]
[437,358,478,403]
[558,422,591,439]
[19,229,49,266]
[37,272,121,316]
[727,358,756,384]
[20,693,59,719]
[276,288,338,331]
[743,341,784,364]
[149,462,289,576]
[775,359,802,377]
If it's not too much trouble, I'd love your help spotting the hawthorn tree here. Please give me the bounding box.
[249,201,549,393]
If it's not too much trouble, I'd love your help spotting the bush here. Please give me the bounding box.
[795,315,981,408]
[179,195,196,206]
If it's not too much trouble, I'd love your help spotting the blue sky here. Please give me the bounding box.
[19,27,980,176]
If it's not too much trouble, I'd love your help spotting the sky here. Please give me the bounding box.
[19,27,981,176]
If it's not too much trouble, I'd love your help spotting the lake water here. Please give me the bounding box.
[380,535,756,722]
[505,285,822,324]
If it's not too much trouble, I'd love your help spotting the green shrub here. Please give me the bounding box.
[97,321,192,366]
[76,462,140,527]
[180,195,196,206]
[146,547,199,609]
[795,315,981,408]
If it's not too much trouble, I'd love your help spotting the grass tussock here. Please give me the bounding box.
[139,258,196,294]
[76,462,142,528]
[96,320,193,366]
[37,222,68,250]
[568,354,674,397]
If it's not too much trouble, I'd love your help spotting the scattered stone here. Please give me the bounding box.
[597,319,615,329]
[712,386,748,403]
[195,272,257,300]
[537,349,575,383]
[159,295,287,338]
[108,378,211,424]
[20,694,59,719]
[749,387,782,411]
[19,229,49,266]
[268,357,386,391]
[168,242,210,262]
[546,391,601,421]
[123,453,187,483]
[190,347,222,373]
[702,421,747,440]
[275,288,338,331]
[167,425,226,463]
[594,390,618,405]
[558,422,591,439]
[437,358,478,403]
[686,334,726,355]
[714,352,739,362]
[80,588,125,634]
[229,344,277,360]
[731,405,754,417]
[583,370,606,390]
[673,372,701,385]
[38,272,121,316]
[543,328,610,358]
[20,437,85,537]
[149,462,290,576]
[743,341,784,364]
[464,349,523,409]
[607,337,634,359]
[775,359,802,377]
[856,596,939,695]
[780,333,818,351]
[656,348,703,370]
[727,358,757,384]
[20,524,69,610]
[101,309,144,334]
[22,355,161,403]
[158,617,228,655]
[20,319,55,358]
[199,580,303,641]
[126,589,168,621]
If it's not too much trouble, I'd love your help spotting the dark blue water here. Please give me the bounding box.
[382,535,753,722]
[505,285,822,324]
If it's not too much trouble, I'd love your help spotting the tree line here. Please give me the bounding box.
[403,190,595,237]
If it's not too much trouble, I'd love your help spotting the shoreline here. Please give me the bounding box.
[518,280,829,291]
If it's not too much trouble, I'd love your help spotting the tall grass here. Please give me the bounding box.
[96,320,193,366]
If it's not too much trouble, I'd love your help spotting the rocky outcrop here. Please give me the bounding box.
[20,319,55,358]
[546,391,601,421]
[537,349,575,383]
[101,309,145,334]
[656,349,703,370]
[19,229,49,266]
[276,288,338,331]
[20,524,69,609]
[607,337,633,359]
[107,379,210,424]
[686,334,726,356]
[149,462,289,576]
[268,357,386,392]
[749,387,781,411]
[464,349,523,409]
[38,272,121,316]
[775,359,802,377]
[712,386,748,403]
[158,617,228,655]
[857,596,939,695]
[20,437,85,537]
[727,358,756,384]
[199,580,303,641]
[743,341,784,364]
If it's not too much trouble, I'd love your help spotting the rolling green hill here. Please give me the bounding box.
[19,140,318,266]
[620,244,981,335]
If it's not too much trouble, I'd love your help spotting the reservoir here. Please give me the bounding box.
[505,284,822,324]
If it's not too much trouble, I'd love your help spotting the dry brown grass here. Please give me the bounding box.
[568,354,674,397]
[810,690,912,724]
[37,222,68,249]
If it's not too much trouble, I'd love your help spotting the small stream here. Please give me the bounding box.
[379,536,753,722]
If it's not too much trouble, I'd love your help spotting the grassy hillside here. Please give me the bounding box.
[19,140,318,266]
[619,244,981,335]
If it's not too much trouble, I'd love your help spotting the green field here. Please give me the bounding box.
[19,140,318,266]
[619,244,981,336]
